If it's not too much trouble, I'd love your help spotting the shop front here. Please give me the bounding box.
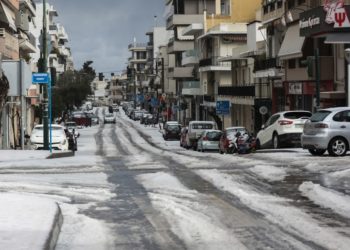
[300,1,350,107]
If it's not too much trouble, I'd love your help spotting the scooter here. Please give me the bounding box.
[236,132,256,154]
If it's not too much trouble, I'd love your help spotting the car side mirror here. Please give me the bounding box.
[261,124,265,130]
[24,134,30,139]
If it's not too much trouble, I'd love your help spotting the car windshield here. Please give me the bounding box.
[167,125,180,131]
[284,112,311,119]
[206,131,222,140]
[309,111,332,122]
[192,124,213,129]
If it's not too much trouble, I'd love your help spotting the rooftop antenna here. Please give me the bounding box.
[154,15,158,27]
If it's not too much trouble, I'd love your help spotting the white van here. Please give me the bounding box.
[185,121,217,149]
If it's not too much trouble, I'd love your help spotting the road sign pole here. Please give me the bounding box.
[49,76,52,153]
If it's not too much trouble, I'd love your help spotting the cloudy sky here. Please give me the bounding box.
[48,0,165,75]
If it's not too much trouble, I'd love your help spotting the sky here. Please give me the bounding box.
[48,0,165,75]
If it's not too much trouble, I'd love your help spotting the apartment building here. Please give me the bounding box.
[128,41,148,105]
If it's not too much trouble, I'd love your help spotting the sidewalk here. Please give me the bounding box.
[0,193,63,250]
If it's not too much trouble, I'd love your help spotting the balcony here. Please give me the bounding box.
[218,85,255,97]
[199,57,231,72]
[254,58,281,72]
[168,40,194,54]
[20,0,36,15]
[166,14,203,30]
[168,66,194,79]
[182,81,202,96]
[182,50,198,66]
[0,30,19,59]
[128,43,147,50]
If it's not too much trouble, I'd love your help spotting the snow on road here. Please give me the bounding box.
[197,169,350,250]
[249,165,287,181]
[137,172,248,250]
[299,182,350,219]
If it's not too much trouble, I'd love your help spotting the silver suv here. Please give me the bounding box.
[301,107,350,156]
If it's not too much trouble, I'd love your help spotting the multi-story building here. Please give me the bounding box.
[128,41,148,105]
[164,0,215,124]
[0,0,20,60]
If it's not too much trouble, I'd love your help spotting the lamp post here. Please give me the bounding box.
[39,0,49,150]
[345,48,350,106]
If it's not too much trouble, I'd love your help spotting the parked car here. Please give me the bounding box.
[163,122,181,140]
[180,127,188,148]
[256,110,312,149]
[104,113,116,124]
[140,112,150,124]
[197,130,222,152]
[130,110,144,121]
[186,121,217,149]
[112,104,119,112]
[72,111,91,127]
[86,113,99,125]
[29,124,68,151]
[302,107,350,156]
[219,127,248,154]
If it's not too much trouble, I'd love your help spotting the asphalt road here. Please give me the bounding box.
[77,110,350,250]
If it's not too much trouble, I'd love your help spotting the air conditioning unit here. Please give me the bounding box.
[0,28,5,38]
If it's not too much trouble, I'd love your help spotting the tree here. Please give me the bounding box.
[51,61,96,119]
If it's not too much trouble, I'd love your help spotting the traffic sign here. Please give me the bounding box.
[216,100,230,115]
[32,73,49,84]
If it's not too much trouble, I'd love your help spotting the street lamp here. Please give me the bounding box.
[345,48,350,106]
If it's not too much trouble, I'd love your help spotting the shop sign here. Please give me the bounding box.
[288,82,303,95]
[300,4,350,37]
[324,0,350,28]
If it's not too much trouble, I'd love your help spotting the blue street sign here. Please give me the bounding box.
[32,73,49,84]
[216,100,230,115]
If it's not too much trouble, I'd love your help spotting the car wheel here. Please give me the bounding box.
[272,133,279,149]
[219,148,223,154]
[308,149,326,156]
[328,137,348,157]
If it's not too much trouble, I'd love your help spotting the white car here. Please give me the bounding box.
[185,121,217,149]
[29,124,69,151]
[256,110,312,149]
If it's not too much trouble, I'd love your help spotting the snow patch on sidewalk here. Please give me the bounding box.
[137,172,247,250]
[0,193,58,250]
[250,165,287,182]
[197,169,350,250]
[56,203,113,250]
[299,182,350,219]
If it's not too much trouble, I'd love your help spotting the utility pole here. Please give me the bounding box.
[40,0,49,150]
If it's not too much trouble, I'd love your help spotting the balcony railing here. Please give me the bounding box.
[128,43,147,49]
[254,58,280,72]
[199,57,231,68]
[218,85,255,97]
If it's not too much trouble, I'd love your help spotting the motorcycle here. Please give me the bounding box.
[236,132,256,154]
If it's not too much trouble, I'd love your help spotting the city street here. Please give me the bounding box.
[0,107,350,249]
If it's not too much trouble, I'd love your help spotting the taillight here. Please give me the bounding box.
[203,136,208,141]
[278,120,293,125]
[315,123,329,129]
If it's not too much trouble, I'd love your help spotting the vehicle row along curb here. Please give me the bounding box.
[46,151,75,159]
[44,202,63,250]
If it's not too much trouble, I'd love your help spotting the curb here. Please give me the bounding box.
[46,151,75,159]
[44,203,63,250]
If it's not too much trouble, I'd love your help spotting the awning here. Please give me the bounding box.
[182,23,203,36]
[278,24,305,60]
[0,2,16,31]
[325,33,350,44]
[177,26,194,41]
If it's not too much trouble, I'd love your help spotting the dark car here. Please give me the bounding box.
[163,123,181,140]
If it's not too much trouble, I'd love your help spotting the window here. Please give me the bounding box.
[333,111,350,122]
[288,0,295,9]
[297,0,306,5]
[277,0,283,8]
[288,59,296,69]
